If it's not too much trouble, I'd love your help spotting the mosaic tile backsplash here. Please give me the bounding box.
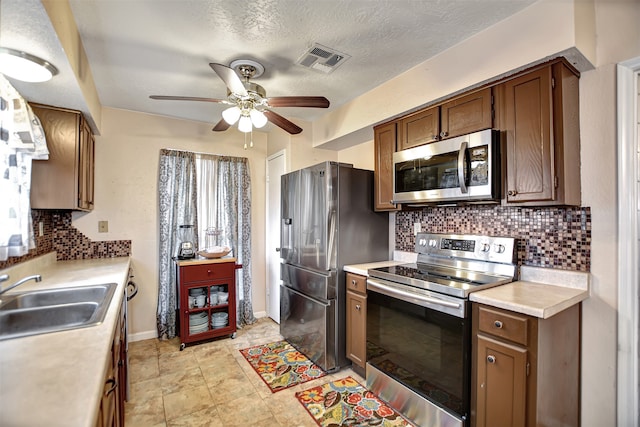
[0,210,131,270]
[396,205,591,272]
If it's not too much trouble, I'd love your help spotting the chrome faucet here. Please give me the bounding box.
[0,274,42,296]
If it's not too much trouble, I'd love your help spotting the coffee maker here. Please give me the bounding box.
[177,224,196,259]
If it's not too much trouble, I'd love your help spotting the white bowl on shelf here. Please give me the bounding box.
[218,292,229,303]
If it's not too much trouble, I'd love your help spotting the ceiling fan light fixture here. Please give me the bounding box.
[238,115,252,133]
[249,109,267,128]
[0,47,58,83]
[222,106,241,125]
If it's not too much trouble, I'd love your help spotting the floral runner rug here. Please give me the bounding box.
[296,376,414,427]
[239,340,326,392]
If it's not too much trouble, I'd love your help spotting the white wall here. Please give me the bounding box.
[72,108,269,339]
[338,140,374,171]
[578,2,640,425]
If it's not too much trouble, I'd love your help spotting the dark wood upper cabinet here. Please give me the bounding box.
[500,60,580,205]
[397,106,439,150]
[440,87,493,139]
[374,122,400,211]
[30,104,95,211]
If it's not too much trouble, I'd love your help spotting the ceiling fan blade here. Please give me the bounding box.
[263,110,303,135]
[267,96,330,108]
[149,95,226,103]
[210,63,248,96]
[212,118,231,132]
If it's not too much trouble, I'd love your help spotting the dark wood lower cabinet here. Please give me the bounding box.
[345,272,367,370]
[476,335,527,427]
[472,303,580,427]
[95,291,127,427]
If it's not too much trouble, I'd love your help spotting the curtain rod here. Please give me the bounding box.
[161,148,248,160]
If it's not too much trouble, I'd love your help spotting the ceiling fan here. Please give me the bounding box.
[150,59,330,135]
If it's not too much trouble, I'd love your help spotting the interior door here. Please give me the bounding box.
[267,151,286,323]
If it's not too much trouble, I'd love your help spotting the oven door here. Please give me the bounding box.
[366,278,471,426]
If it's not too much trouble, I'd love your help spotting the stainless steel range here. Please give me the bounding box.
[366,233,517,427]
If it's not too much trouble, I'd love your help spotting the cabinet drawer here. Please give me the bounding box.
[346,272,367,294]
[181,262,235,282]
[477,305,529,346]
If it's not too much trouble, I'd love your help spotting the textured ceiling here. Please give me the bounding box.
[1,0,536,133]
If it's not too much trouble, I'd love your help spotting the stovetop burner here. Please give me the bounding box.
[368,233,518,298]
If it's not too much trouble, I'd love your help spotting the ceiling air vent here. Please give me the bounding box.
[296,43,351,74]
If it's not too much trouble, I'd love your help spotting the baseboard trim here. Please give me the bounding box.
[128,312,270,342]
[128,330,158,342]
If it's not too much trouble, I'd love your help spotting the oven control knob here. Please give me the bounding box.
[480,242,491,252]
[493,244,506,254]
[429,239,438,248]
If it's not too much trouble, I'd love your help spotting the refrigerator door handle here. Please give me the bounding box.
[282,218,293,254]
[283,285,331,307]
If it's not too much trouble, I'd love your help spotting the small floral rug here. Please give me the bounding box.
[296,376,414,427]
[239,340,326,392]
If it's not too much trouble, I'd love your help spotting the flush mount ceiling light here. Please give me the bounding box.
[0,48,59,83]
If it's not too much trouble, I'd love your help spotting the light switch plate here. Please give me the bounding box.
[413,222,421,236]
[98,221,109,233]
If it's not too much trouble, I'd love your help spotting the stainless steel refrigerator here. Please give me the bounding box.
[280,161,389,372]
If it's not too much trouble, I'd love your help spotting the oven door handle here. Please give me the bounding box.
[367,278,462,310]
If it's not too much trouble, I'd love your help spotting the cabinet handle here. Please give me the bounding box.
[355,304,361,311]
[508,190,518,196]
[494,320,503,329]
[351,279,357,286]
[440,131,448,138]
[207,270,212,275]
[104,378,117,396]
[487,355,496,364]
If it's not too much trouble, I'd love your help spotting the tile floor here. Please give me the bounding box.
[125,317,365,426]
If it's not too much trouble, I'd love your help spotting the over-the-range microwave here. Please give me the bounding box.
[392,129,500,205]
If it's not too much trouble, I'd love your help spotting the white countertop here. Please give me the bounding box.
[0,253,131,427]
[470,266,590,319]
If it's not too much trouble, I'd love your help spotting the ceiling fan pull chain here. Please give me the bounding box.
[244,132,248,150]
[250,129,254,148]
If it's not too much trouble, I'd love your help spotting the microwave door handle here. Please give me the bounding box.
[458,141,468,194]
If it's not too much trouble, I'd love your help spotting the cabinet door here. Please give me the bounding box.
[374,122,400,211]
[440,87,492,139]
[346,290,367,368]
[78,119,95,210]
[503,67,554,203]
[30,106,80,209]
[397,106,439,150]
[475,335,527,427]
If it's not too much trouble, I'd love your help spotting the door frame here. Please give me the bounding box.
[617,56,640,427]
[266,149,287,322]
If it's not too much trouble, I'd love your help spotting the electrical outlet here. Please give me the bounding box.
[38,221,44,237]
[98,221,109,233]
[413,222,421,236]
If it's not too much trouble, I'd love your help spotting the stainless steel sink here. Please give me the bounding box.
[0,283,117,340]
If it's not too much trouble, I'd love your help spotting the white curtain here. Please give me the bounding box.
[195,154,256,327]
[0,75,48,261]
